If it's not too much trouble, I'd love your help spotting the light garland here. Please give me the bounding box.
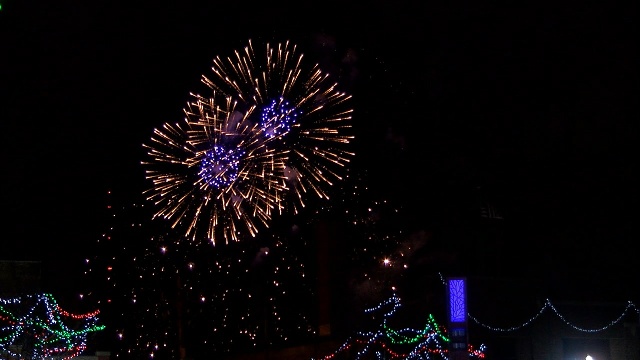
[0,293,105,359]
[438,272,640,333]
[312,292,486,360]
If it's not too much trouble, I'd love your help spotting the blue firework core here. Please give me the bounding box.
[199,145,244,189]
[260,98,299,139]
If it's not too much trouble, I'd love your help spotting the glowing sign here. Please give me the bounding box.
[448,278,466,323]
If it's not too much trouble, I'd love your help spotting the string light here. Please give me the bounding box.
[312,292,486,359]
[438,272,640,333]
[0,293,105,359]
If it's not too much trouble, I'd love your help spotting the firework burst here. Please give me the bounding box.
[142,94,286,245]
[202,39,355,212]
[142,39,354,245]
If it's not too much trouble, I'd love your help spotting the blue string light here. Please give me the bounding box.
[438,272,640,333]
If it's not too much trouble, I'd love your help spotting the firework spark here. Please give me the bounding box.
[142,39,354,245]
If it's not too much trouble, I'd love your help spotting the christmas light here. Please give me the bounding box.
[312,292,486,359]
[438,272,640,333]
[0,293,104,359]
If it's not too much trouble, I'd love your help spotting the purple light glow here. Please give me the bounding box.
[449,278,466,323]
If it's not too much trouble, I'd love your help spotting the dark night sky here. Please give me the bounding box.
[1,1,638,298]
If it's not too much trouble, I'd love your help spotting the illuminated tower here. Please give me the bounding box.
[447,277,468,360]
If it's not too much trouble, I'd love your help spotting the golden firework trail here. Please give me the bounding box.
[142,39,354,245]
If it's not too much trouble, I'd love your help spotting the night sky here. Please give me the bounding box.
[1,0,638,357]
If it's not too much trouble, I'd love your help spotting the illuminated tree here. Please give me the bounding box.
[313,292,486,360]
[0,293,104,360]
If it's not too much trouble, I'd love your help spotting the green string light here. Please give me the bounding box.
[0,293,105,359]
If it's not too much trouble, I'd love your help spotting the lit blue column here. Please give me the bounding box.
[447,277,468,360]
